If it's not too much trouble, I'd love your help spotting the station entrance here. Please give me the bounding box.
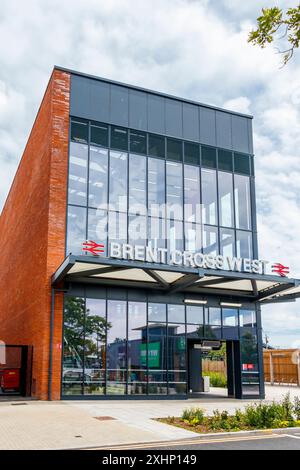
[0,345,32,397]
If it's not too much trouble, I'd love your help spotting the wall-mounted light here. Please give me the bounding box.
[220,302,242,308]
[184,299,207,305]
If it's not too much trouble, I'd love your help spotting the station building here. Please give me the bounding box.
[1,67,299,400]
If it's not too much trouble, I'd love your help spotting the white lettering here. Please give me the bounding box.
[243,258,252,273]
[110,242,121,258]
[122,244,134,260]
[227,256,243,272]
[145,246,158,263]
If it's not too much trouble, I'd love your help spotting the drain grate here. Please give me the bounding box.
[94,416,116,421]
[11,402,28,406]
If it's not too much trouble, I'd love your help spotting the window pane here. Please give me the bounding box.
[218,149,233,172]
[220,228,235,257]
[234,175,252,230]
[71,119,88,143]
[148,217,166,250]
[128,302,147,395]
[148,323,167,395]
[186,324,204,339]
[111,126,128,151]
[168,304,185,323]
[89,146,108,209]
[167,219,183,253]
[203,225,218,255]
[148,303,166,323]
[68,142,88,206]
[234,153,250,175]
[186,305,203,324]
[222,308,238,327]
[167,138,183,162]
[90,123,108,147]
[184,142,200,165]
[109,151,128,212]
[84,299,106,395]
[107,300,127,395]
[166,162,183,220]
[236,230,252,258]
[67,205,86,255]
[149,134,165,158]
[87,209,108,256]
[148,158,165,217]
[184,165,200,223]
[184,223,202,253]
[128,215,147,246]
[62,297,85,396]
[168,324,186,395]
[206,307,221,325]
[218,171,234,227]
[201,169,217,225]
[201,145,216,168]
[240,310,256,328]
[130,130,147,154]
[108,211,128,245]
[240,328,259,372]
[129,154,146,213]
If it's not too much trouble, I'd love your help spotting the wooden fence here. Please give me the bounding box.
[202,359,226,374]
[263,349,300,386]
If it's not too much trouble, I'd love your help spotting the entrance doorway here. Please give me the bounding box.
[0,345,32,397]
[188,340,241,398]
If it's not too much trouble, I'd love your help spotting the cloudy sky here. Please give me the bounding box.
[1,0,299,347]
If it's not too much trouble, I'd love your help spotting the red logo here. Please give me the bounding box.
[272,263,289,277]
[82,240,105,256]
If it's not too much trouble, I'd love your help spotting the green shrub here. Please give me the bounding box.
[293,396,300,420]
[181,407,205,425]
[202,371,227,388]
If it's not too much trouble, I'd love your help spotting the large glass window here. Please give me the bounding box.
[236,230,253,259]
[184,165,200,223]
[148,303,166,323]
[130,130,146,155]
[128,214,147,246]
[234,175,252,230]
[109,151,128,212]
[84,299,106,395]
[89,146,108,209]
[234,153,250,175]
[149,134,165,158]
[129,154,146,213]
[186,305,204,324]
[128,302,147,395]
[218,149,233,172]
[62,297,85,395]
[167,138,183,162]
[111,126,128,151]
[90,123,108,147]
[108,211,128,245]
[148,323,167,395]
[218,171,234,228]
[220,228,235,258]
[184,223,202,253]
[240,328,260,396]
[106,300,127,395]
[222,308,239,340]
[66,205,86,255]
[87,209,107,256]
[240,310,256,328]
[203,225,218,255]
[68,142,88,206]
[184,142,199,165]
[148,217,166,250]
[201,146,217,168]
[201,169,218,225]
[168,324,186,394]
[166,162,183,220]
[167,219,183,253]
[71,119,88,143]
[168,304,185,323]
[204,307,222,339]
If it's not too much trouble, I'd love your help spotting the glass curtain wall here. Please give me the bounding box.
[67,119,255,260]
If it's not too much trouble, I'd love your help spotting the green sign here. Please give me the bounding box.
[140,342,160,368]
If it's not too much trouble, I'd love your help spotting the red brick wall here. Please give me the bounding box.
[0,69,70,400]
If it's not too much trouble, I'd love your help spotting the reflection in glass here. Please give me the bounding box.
[88,209,107,256]
[234,175,251,230]
[129,154,146,213]
[108,211,128,245]
[186,305,204,325]
[205,308,221,325]
[71,119,88,143]
[148,303,166,323]
[68,142,88,206]
[128,215,147,246]
[222,309,238,327]
[236,230,252,259]
[203,225,218,255]
[168,324,186,394]
[218,171,234,228]
[107,300,127,395]
[109,151,128,212]
[201,169,217,225]
[128,302,147,395]
[67,205,86,255]
[148,217,166,250]
[220,228,235,257]
[168,305,185,323]
[166,162,183,220]
[88,147,108,209]
[184,165,200,223]
[240,310,256,328]
[148,324,167,394]
[240,328,260,396]
[167,219,183,253]
[62,297,85,395]
[148,158,165,216]
[184,223,202,253]
[84,299,107,395]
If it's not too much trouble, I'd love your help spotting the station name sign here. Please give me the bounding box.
[82,241,290,277]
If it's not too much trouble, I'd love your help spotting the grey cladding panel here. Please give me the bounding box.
[199,107,216,146]
[231,115,249,154]
[70,75,90,118]
[216,111,232,149]
[148,94,165,134]
[247,119,254,154]
[129,89,147,130]
[183,103,199,141]
[165,99,183,137]
[110,84,129,127]
[89,79,110,122]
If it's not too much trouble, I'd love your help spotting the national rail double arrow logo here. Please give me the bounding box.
[271,263,290,277]
[82,240,105,256]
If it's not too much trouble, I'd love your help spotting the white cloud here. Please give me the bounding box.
[0,0,299,347]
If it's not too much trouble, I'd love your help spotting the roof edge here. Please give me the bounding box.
[54,65,253,120]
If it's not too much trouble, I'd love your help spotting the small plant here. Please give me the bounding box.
[202,371,227,388]
[293,396,300,421]
[181,407,205,425]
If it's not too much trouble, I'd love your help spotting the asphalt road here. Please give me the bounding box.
[101,430,300,451]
